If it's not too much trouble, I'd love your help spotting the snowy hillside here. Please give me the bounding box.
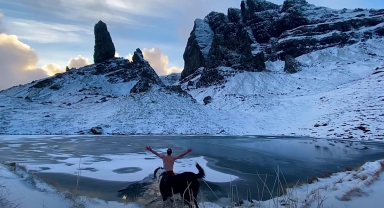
[160,73,181,86]
[0,39,383,140]
[180,39,384,141]
[0,88,257,135]
[0,0,383,141]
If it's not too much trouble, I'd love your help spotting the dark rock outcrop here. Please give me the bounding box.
[181,0,384,80]
[196,68,225,88]
[31,78,54,89]
[27,48,163,95]
[182,19,214,80]
[284,55,301,73]
[90,126,103,135]
[253,52,266,71]
[94,21,116,63]
[203,96,212,105]
[129,49,164,93]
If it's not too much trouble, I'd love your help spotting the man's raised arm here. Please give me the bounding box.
[175,148,192,160]
[146,146,163,158]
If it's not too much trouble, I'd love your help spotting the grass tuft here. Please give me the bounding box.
[340,188,367,201]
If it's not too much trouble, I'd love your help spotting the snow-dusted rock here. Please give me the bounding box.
[182,19,214,80]
[181,0,384,86]
[130,48,165,93]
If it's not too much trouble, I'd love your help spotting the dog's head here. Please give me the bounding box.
[154,166,166,182]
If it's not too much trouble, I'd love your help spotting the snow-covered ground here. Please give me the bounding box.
[0,164,143,208]
[182,39,384,141]
[254,159,384,208]
[0,40,383,140]
[1,158,383,208]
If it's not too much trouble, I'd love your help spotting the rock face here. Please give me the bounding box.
[94,20,116,63]
[181,0,384,83]
[182,19,214,80]
[196,68,225,88]
[284,55,301,73]
[130,49,165,93]
[30,48,163,94]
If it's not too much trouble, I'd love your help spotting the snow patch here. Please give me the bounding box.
[194,19,214,58]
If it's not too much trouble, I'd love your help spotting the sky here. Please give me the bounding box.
[0,0,384,90]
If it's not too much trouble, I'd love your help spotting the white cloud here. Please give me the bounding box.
[0,0,147,24]
[7,19,92,43]
[167,67,183,74]
[42,63,63,76]
[68,55,90,69]
[115,52,120,57]
[0,34,48,90]
[142,48,182,76]
[126,54,133,62]
[0,12,5,33]
[125,48,182,75]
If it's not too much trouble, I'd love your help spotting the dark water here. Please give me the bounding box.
[0,135,383,204]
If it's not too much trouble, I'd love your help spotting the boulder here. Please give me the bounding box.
[203,96,212,105]
[90,126,103,135]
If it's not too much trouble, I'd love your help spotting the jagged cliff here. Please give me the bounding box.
[181,0,384,85]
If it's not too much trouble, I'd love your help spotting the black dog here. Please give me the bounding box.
[154,163,205,208]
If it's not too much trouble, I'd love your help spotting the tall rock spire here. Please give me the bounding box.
[93,20,116,63]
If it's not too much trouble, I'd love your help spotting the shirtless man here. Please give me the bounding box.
[146,146,192,176]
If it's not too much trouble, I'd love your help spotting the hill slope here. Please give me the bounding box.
[0,39,383,140]
[180,38,384,140]
[0,1,383,140]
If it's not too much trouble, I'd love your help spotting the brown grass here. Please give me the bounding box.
[344,167,355,171]
[359,175,368,181]
[319,172,333,179]
[341,188,367,201]
[308,176,319,184]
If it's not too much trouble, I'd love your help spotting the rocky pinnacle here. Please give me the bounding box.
[93,20,116,63]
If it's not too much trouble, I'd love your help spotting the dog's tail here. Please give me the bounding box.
[195,163,205,179]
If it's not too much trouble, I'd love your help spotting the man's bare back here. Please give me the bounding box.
[161,155,177,171]
[146,146,192,174]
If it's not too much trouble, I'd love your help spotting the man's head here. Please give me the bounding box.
[167,148,172,155]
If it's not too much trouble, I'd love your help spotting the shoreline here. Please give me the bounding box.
[1,158,384,208]
[0,133,382,142]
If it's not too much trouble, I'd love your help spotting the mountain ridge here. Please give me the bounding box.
[0,1,383,141]
[181,0,384,86]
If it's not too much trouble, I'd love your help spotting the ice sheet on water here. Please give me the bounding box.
[24,151,238,183]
